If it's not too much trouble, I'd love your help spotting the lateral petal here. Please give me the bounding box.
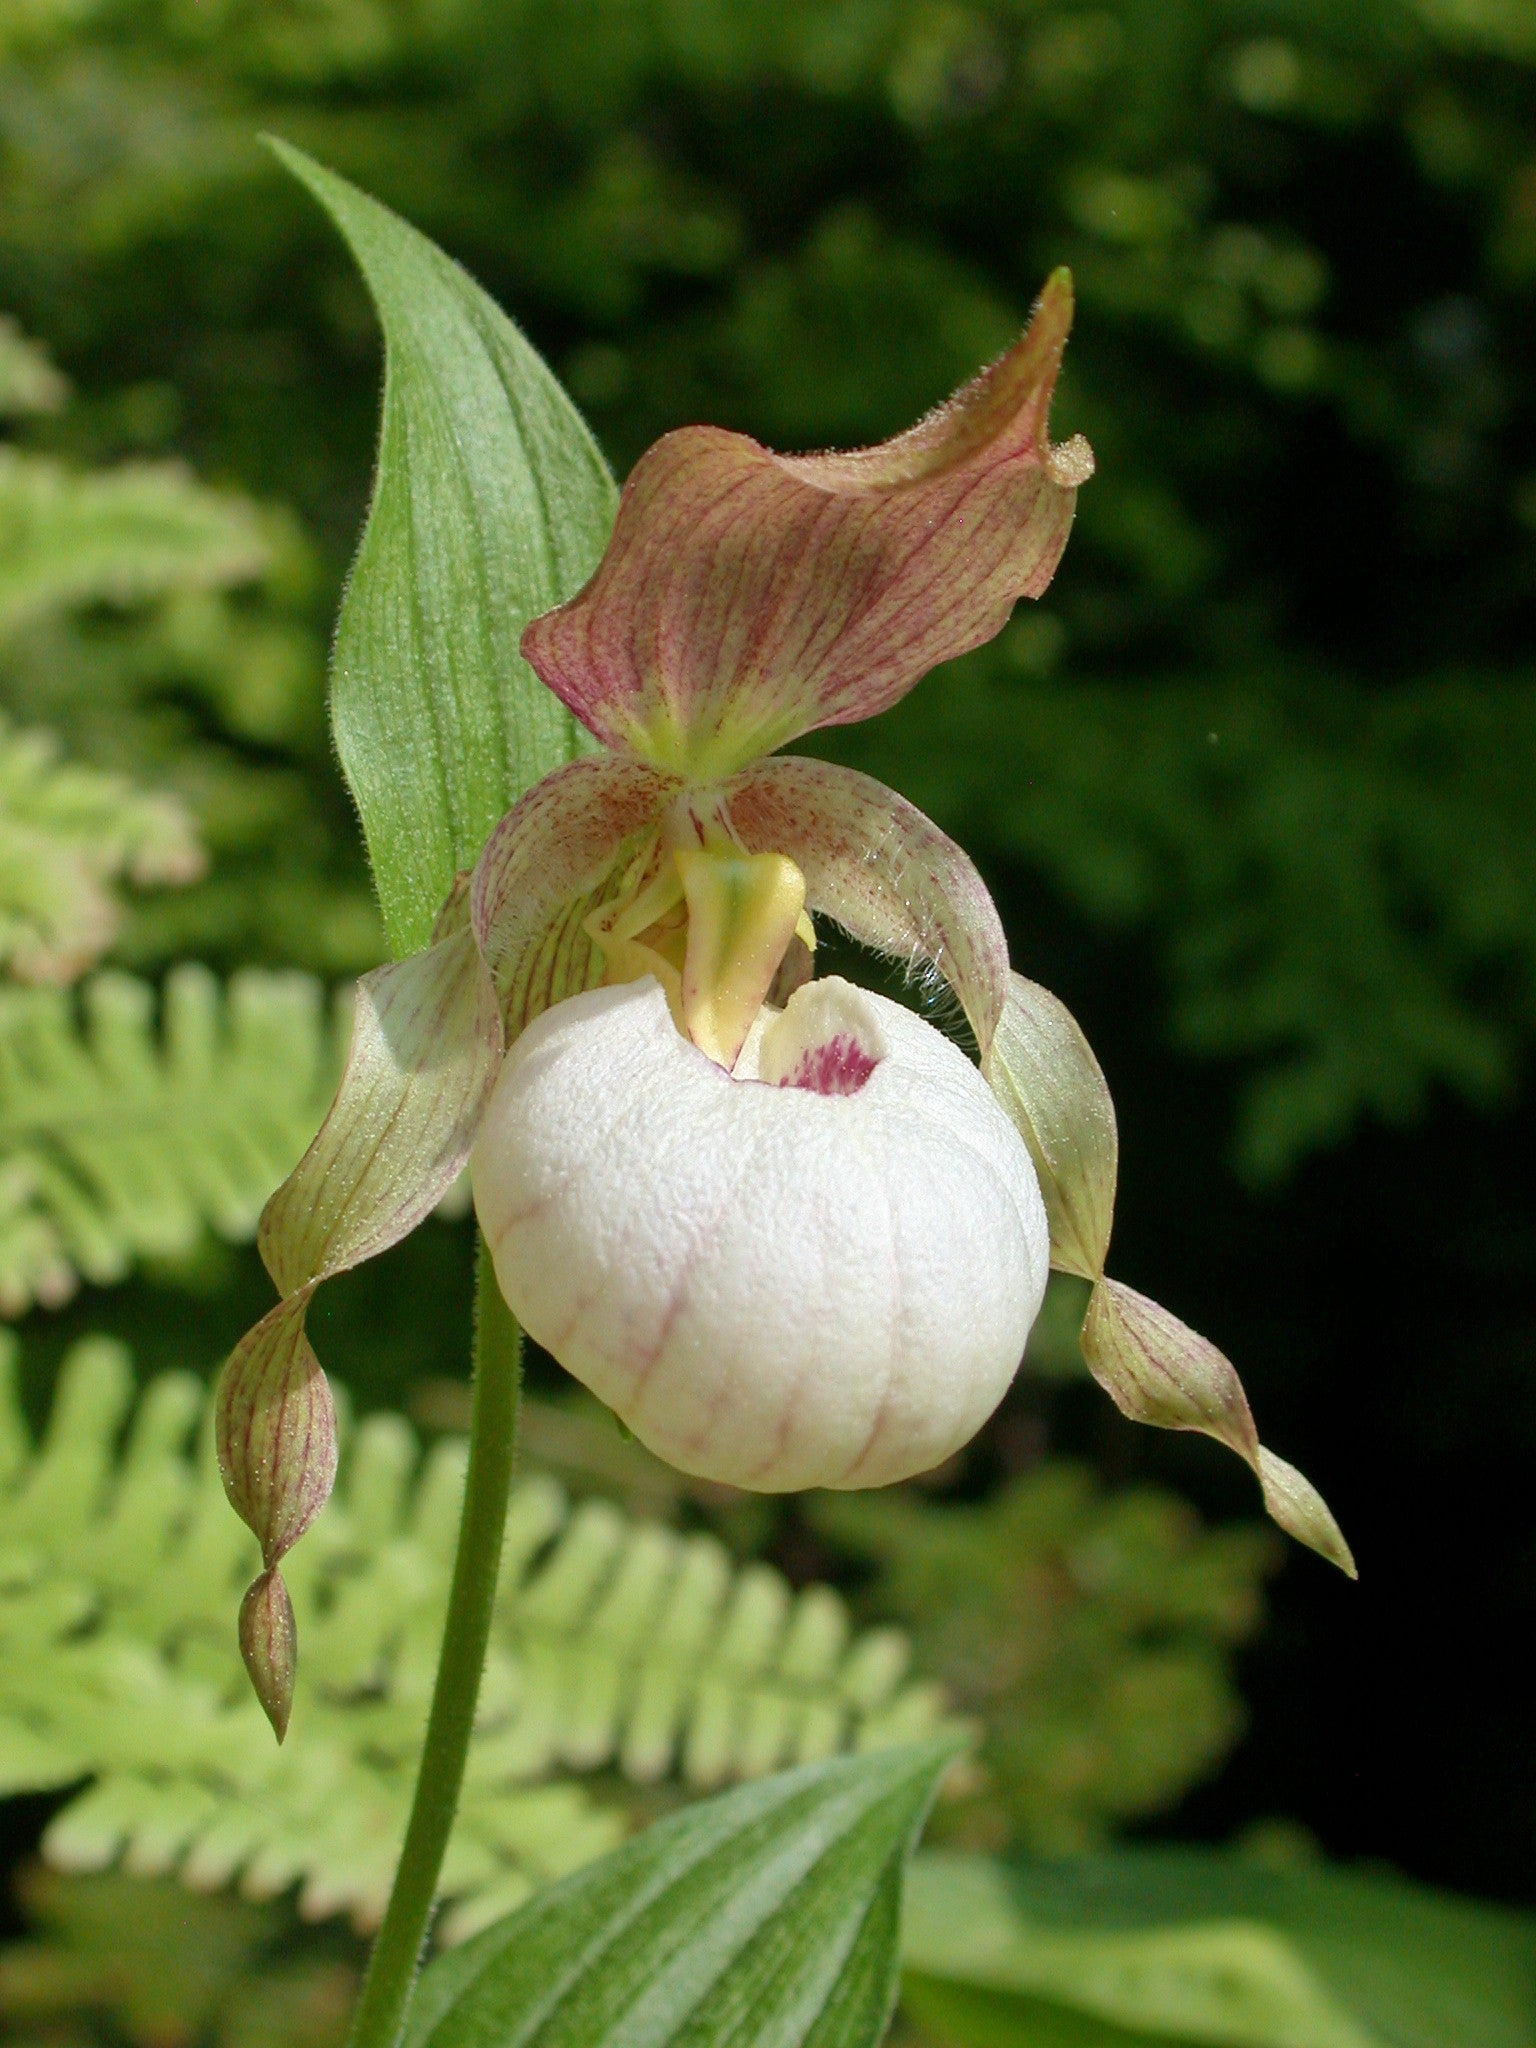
[723,755,1009,1057]
[523,271,1091,781]
[217,898,504,1727]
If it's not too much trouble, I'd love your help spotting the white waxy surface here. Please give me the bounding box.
[472,976,1049,1490]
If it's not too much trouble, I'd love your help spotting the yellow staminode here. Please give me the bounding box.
[676,847,807,1069]
[585,840,812,1069]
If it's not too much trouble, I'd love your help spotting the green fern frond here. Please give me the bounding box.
[0,715,203,984]
[0,966,343,1315]
[0,324,374,981]
[0,1338,947,1941]
[0,447,270,638]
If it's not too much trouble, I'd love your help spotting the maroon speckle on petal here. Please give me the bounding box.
[780,1033,880,1096]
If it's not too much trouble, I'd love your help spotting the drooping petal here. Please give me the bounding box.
[522,271,1093,782]
[1082,1279,1356,1578]
[983,972,1117,1282]
[215,901,503,1729]
[1080,1278,1258,1466]
[472,977,1049,1491]
[723,755,1009,1058]
[982,972,1354,1576]
[470,751,676,1037]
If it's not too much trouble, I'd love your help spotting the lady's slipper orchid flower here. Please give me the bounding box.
[215,272,1352,1738]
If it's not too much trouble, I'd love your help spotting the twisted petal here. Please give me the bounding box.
[523,271,1092,781]
[723,755,1009,1058]
[1082,1280,1356,1578]
[216,898,503,1728]
[216,1291,335,1571]
[982,970,1354,1576]
[471,751,677,1037]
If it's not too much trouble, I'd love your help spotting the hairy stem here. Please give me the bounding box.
[346,1238,522,2048]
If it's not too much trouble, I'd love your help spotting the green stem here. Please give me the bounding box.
[346,1238,522,2048]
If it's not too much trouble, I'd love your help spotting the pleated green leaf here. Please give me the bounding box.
[406,1739,961,2048]
[270,140,617,955]
[900,1849,1536,2048]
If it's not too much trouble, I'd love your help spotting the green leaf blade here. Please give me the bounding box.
[900,1849,1536,2048]
[407,1740,960,2048]
[269,140,617,955]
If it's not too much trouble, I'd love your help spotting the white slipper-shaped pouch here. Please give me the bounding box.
[472,974,1049,1489]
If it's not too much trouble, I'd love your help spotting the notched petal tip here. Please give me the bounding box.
[520,273,1091,780]
[240,1568,297,1742]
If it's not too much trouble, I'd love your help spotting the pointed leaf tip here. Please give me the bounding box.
[403,1740,962,2046]
[240,1568,296,1742]
[265,137,617,953]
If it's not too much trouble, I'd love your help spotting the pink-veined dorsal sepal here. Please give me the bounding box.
[723,754,1010,1060]
[522,271,1092,783]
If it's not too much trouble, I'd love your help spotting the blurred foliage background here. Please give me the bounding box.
[3,0,1536,2035]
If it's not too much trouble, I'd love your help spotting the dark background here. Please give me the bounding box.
[3,0,1535,1912]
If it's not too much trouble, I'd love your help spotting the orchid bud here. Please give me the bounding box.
[471,975,1050,1491]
